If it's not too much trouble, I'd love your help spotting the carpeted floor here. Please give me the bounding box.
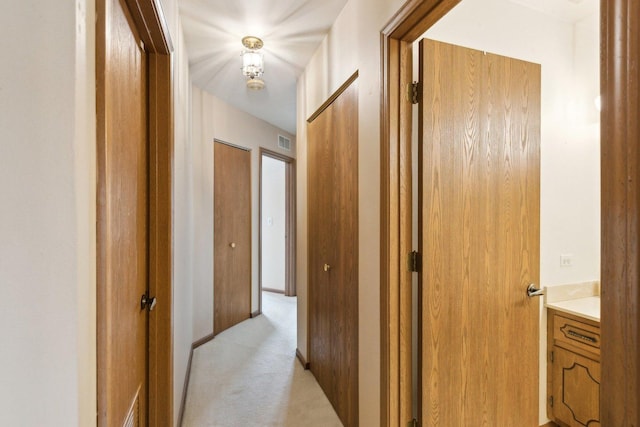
[181,291,343,426]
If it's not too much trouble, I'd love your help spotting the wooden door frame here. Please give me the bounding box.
[258,148,297,304]
[380,0,640,426]
[97,0,174,425]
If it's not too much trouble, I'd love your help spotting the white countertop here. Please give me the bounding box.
[545,296,600,322]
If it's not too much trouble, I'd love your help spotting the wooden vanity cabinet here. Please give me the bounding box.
[547,309,601,427]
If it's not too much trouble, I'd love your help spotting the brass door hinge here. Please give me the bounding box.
[550,395,554,407]
[408,81,421,104]
[409,251,421,272]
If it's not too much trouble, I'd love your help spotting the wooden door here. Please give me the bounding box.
[97,0,149,424]
[418,39,540,426]
[307,75,359,427]
[214,141,251,335]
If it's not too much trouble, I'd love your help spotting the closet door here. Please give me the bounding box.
[214,141,252,335]
[307,75,359,427]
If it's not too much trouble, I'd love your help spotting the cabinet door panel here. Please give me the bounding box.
[553,346,600,427]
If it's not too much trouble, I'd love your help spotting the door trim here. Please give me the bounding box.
[307,71,359,123]
[259,148,297,304]
[380,0,640,426]
[600,1,640,424]
[380,2,461,424]
[96,0,173,425]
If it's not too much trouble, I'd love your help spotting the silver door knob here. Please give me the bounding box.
[230,242,236,249]
[526,283,544,298]
[323,263,331,272]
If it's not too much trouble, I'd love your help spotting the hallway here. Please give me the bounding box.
[181,292,342,426]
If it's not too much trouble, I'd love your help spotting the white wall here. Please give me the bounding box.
[261,156,287,292]
[296,0,405,424]
[421,0,600,424]
[0,1,96,425]
[191,86,296,340]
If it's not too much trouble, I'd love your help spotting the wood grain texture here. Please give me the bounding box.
[381,35,402,427]
[214,142,252,335]
[419,39,540,426]
[308,78,359,427]
[600,1,640,426]
[553,347,601,427]
[398,39,414,427]
[96,0,148,424]
[147,50,173,427]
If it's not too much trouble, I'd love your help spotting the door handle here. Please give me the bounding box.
[141,293,157,311]
[230,242,236,249]
[526,283,544,298]
[323,263,331,272]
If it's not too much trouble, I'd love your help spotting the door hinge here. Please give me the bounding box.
[550,395,554,407]
[409,251,421,272]
[550,351,554,363]
[407,418,418,427]
[408,81,421,104]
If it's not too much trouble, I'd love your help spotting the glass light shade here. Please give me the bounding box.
[246,77,265,90]
[242,50,264,79]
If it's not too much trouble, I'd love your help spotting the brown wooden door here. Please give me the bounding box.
[214,141,251,335]
[418,39,541,426]
[307,77,359,427]
[97,0,149,424]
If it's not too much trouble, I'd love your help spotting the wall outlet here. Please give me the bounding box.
[560,254,574,267]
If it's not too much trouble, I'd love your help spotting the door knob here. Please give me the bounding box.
[323,263,331,272]
[526,283,544,298]
[230,242,236,249]
[141,293,157,311]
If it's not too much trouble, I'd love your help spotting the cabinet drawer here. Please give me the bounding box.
[553,314,600,356]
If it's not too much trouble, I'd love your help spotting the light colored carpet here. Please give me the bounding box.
[181,292,343,427]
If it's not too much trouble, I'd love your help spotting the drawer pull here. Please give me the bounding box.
[561,325,599,345]
[567,330,597,343]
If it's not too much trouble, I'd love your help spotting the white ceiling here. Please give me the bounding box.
[509,0,598,23]
[179,0,598,135]
[179,0,349,135]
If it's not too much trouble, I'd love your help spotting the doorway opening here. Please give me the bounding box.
[381,0,639,426]
[259,149,296,302]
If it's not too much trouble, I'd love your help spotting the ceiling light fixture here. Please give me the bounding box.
[241,36,265,90]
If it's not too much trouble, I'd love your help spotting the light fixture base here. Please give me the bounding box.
[246,78,265,91]
[242,36,263,50]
